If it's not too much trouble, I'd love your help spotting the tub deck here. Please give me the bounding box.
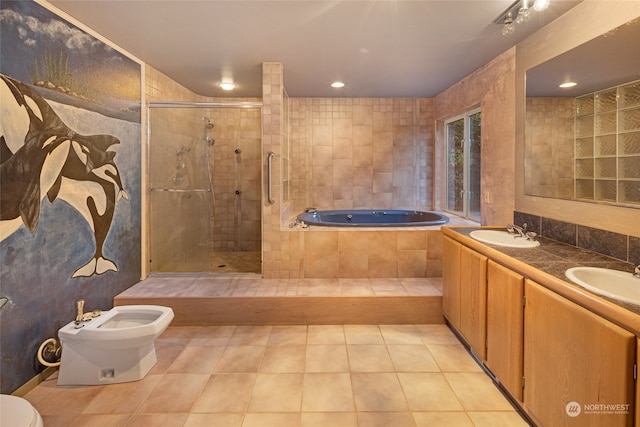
[115,274,443,325]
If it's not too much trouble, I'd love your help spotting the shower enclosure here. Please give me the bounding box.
[147,103,262,273]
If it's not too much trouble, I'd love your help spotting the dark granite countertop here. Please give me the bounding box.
[448,227,640,316]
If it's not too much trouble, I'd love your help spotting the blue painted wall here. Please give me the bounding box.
[0,1,142,393]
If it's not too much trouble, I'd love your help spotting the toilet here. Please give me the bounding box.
[0,395,44,427]
[57,305,174,386]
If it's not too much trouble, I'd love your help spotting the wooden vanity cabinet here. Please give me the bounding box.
[524,280,635,427]
[442,236,488,359]
[459,245,487,359]
[442,236,461,328]
[486,260,524,402]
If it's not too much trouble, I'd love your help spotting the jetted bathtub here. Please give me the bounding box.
[296,209,449,227]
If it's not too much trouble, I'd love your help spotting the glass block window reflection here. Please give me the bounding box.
[574,80,640,206]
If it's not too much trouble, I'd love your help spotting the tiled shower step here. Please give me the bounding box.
[113,295,443,325]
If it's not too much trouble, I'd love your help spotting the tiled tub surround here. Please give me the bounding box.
[445,227,640,323]
[514,211,640,264]
[284,214,477,279]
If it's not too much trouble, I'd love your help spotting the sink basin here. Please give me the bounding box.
[469,230,540,248]
[565,267,640,305]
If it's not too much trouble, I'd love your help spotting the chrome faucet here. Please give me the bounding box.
[634,265,640,278]
[507,223,537,241]
[73,299,101,328]
[507,223,526,238]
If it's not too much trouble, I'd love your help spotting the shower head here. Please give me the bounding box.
[203,116,214,129]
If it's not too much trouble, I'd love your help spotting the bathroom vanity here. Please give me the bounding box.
[443,226,639,427]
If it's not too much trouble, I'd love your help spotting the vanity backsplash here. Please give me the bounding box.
[514,211,640,265]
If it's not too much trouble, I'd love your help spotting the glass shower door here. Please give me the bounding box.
[148,107,213,272]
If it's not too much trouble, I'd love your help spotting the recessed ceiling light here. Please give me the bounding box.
[219,82,236,91]
[559,82,577,88]
[331,81,345,88]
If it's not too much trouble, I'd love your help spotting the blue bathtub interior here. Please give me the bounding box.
[296,209,449,227]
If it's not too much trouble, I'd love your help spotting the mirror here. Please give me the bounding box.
[525,18,640,207]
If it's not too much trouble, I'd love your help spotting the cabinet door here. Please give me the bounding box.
[486,260,524,401]
[442,236,461,329]
[524,280,634,427]
[459,245,487,359]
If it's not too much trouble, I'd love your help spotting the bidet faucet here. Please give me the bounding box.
[634,265,640,278]
[75,299,85,325]
[74,299,101,328]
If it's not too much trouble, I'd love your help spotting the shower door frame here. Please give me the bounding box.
[145,101,264,276]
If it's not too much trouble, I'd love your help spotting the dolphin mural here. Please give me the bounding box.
[0,74,129,277]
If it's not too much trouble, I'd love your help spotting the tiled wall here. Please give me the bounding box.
[209,107,262,252]
[525,98,574,199]
[289,98,433,213]
[299,229,443,278]
[434,48,517,226]
[261,67,443,278]
[514,211,640,265]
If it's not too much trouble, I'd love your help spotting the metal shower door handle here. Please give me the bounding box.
[267,152,275,204]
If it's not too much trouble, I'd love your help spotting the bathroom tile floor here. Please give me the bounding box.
[117,274,444,298]
[24,324,531,427]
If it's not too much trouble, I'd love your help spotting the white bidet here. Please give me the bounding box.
[57,305,174,386]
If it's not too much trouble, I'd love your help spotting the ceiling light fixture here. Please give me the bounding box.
[331,81,345,88]
[495,0,551,36]
[219,82,236,91]
[559,82,577,88]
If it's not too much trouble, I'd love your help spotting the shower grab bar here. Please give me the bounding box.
[267,152,275,204]
[150,188,211,193]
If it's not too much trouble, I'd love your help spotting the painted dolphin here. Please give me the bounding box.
[0,74,129,277]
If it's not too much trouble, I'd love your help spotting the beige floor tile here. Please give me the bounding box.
[32,385,104,415]
[387,345,440,372]
[301,373,355,412]
[351,372,409,412]
[427,344,483,372]
[379,325,423,344]
[444,373,515,411]
[344,325,384,344]
[228,326,272,345]
[215,346,265,373]
[301,412,358,427]
[307,325,345,344]
[305,344,349,372]
[260,345,306,373]
[167,345,225,374]
[347,344,395,372]
[136,374,209,413]
[268,325,308,345]
[82,374,162,414]
[149,344,186,375]
[357,411,417,427]
[23,378,56,405]
[467,411,530,426]
[242,413,301,427]
[68,414,131,427]
[413,411,474,427]
[247,373,303,412]
[185,413,244,427]
[397,373,464,411]
[414,324,462,345]
[40,415,77,427]
[191,374,256,413]
[188,325,237,346]
[124,413,189,427]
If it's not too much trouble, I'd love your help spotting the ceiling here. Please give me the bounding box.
[47,0,583,98]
